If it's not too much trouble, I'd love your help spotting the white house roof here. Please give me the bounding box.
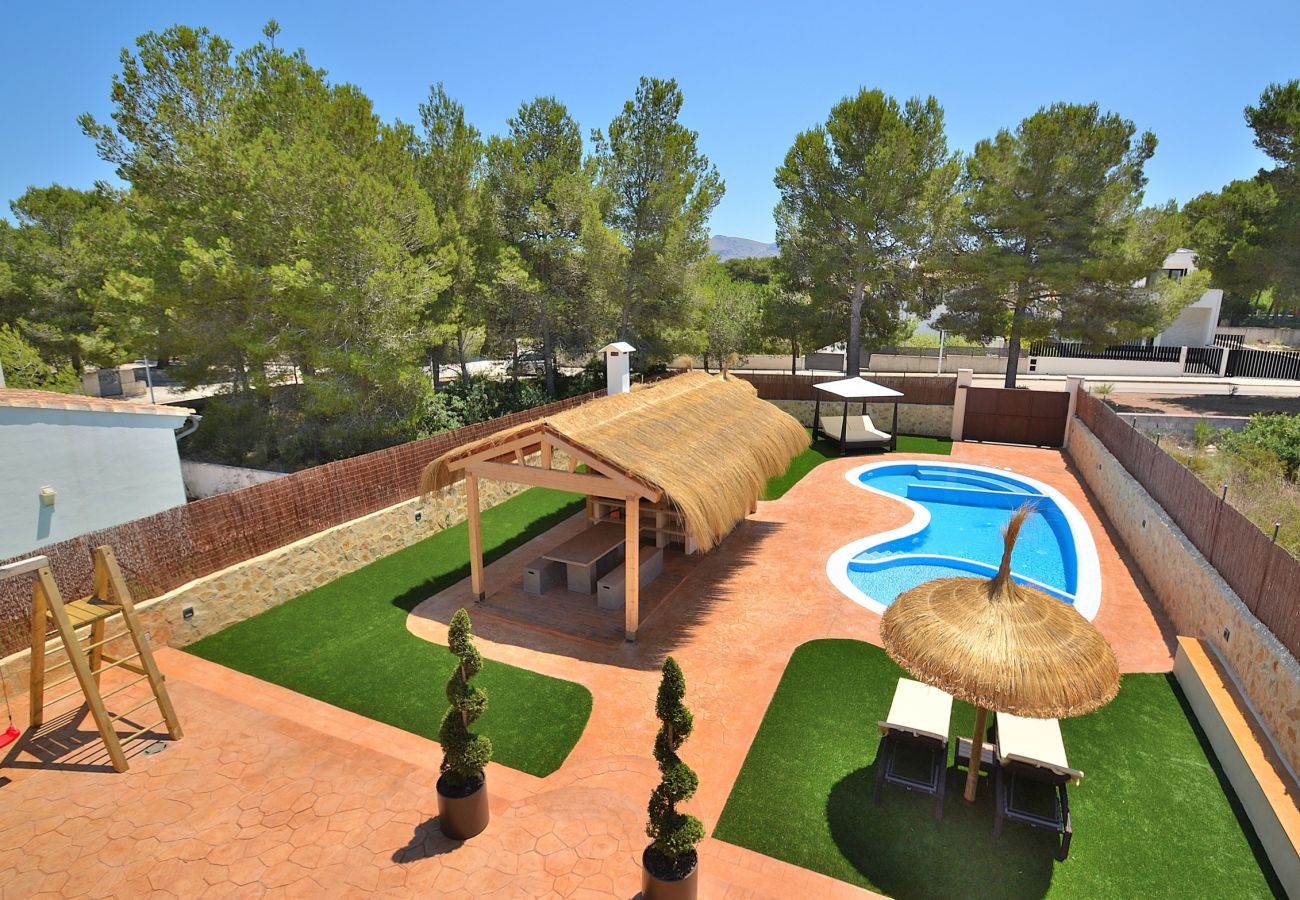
[813,377,905,400]
[600,341,637,354]
[0,388,193,419]
[1162,248,1198,271]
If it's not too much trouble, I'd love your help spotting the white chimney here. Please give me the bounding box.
[600,342,636,396]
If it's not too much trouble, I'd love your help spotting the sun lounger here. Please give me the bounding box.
[819,414,892,451]
[873,678,954,820]
[994,712,1083,860]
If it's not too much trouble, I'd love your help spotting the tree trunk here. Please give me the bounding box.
[542,324,556,398]
[791,338,798,376]
[846,283,865,377]
[430,346,443,392]
[456,329,471,382]
[1004,306,1025,389]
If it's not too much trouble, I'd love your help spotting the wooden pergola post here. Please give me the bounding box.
[467,473,485,602]
[624,494,640,641]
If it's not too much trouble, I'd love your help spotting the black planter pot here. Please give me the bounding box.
[436,771,489,840]
[641,845,698,900]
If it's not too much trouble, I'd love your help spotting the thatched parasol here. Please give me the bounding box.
[880,505,1120,802]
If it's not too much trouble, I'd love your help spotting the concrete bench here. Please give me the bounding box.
[523,557,563,595]
[596,546,665,610]
[1174,637,1300,896]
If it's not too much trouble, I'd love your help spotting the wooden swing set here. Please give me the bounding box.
[0,545,182,772]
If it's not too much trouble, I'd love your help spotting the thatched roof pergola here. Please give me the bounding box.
[421,371,807,639]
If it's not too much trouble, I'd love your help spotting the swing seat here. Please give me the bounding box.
[0,724,18,748]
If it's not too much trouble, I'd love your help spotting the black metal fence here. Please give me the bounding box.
[1225,347,1300,380]
[1184,346,1226,375]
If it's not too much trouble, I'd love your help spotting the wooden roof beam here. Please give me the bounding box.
[466,459,658,500]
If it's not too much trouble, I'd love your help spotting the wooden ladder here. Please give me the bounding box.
[4,546,183,772]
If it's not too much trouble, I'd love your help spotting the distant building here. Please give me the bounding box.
[0,389,196,559]
[1148,249,1224,348]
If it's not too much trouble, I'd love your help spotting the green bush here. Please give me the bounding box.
[646,657,704,866]
[439,608,493,789]
[1221,413,1300,479]
[1192,419,1215,449]
[0,324,79,392]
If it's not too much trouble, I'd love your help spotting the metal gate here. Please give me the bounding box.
[1224,347,1300,380]
[963,387,1070,448]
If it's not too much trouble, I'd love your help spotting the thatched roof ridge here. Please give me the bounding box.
[420,372,807,551]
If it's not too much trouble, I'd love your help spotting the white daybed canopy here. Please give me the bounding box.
[812,377,904,454]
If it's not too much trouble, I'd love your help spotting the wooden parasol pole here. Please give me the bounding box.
[964,706,988,803]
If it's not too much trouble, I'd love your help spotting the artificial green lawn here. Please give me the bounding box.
[763,429,953,500]
[185,488,591,778]
[714,639,1281,899]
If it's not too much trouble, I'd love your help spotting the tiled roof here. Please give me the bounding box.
[0,387,195,418]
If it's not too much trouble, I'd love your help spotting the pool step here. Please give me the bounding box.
[913,467,1034,494]
[906,482,1045,510]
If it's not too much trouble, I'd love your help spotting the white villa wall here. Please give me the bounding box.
[1218,326,1300,348]
[1027,356,1185,377]
[181,460,288,499]
[0,406,189,558]
[1155,289,1224,348]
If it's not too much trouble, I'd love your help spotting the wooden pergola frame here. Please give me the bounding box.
[442,427,664,641]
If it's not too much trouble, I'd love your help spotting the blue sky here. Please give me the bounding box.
[3,1,1298,241]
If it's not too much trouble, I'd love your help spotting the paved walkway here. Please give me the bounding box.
[0,444,1173,897]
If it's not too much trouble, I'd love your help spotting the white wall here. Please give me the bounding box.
[0,407,189,558]
[1156,289,1223,348]
[1216,325,1300,347]
[1027,356,1185,377]
[181,460,288,499]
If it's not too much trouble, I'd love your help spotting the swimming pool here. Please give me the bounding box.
[826,461,1101,620]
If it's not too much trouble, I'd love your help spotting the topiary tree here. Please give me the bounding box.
[645,656,704,877]
[439,608,493,793]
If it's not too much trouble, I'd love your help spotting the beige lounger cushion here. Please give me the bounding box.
[996,712,1084,783]
[820,415,891,445]
[879,678,954,743]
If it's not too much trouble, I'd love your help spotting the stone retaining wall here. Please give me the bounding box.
[0,465,544,696]
[1066,419,1300,776]
[767,399,954,439]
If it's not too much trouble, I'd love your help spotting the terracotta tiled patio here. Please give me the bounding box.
[0,444,1174,898]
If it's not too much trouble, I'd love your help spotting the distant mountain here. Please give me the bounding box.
[709,235,778,260]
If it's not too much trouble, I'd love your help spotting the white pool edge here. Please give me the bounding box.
[825,460,1102,621]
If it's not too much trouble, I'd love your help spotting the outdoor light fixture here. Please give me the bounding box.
[39,486,56,507]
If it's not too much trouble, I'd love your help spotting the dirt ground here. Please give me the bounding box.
[1111,393,1300,416]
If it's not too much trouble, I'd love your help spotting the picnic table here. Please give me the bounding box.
[542,522,626,594]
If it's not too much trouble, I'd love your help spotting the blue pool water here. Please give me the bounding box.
[845,464,1079,606]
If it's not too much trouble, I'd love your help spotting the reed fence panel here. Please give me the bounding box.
[1076,389,1300,661]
